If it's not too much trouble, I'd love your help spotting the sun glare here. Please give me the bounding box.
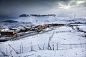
[59,6,70,9]
[76,1,84,4]
[64,6,70,9]
[58,2,71,9]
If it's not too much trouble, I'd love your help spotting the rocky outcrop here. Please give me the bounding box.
[30,14,56,17]
[19,14,29,17]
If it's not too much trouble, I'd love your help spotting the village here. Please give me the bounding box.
[0,23,65,42]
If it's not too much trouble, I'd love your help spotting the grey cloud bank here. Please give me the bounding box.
[0,0,86,21]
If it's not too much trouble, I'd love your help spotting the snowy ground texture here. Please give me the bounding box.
[0,16,86,57]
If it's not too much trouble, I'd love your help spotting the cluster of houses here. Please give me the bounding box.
[0,23,65,36]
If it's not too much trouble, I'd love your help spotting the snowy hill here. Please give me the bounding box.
[0,16,86,57]
[0,19,33,28]
[0,25,86,57]
[0,16,86,28]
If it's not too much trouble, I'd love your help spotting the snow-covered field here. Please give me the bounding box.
[0,16,86,57]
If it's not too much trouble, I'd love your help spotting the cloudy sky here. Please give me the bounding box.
[0,0,86,20]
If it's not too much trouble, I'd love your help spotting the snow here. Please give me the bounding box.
[1,28,9,31]
[0,16,86,57]
[0,26,86,57]
[78,25,86,31]
[14,48,86,57]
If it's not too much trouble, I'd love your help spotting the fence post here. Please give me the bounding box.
[43,44,45,50]
[22,43,23,53]
[20,45,21,54]
[57,43,58,50]
[31,45,33,51]
[53,44,54,50]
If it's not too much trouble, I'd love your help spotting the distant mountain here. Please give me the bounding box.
[21,22,32,24]
[19,14,56,17]
[19,14,29,17]
[61,18,86,23]
[0,19,33,28]
[3,20,18,23]
[30,14,56,17]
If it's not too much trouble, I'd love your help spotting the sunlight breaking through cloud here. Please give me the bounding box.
[58,0,86,9]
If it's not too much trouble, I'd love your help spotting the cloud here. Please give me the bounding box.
[0,0,86,20]
[56,0,86,9]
